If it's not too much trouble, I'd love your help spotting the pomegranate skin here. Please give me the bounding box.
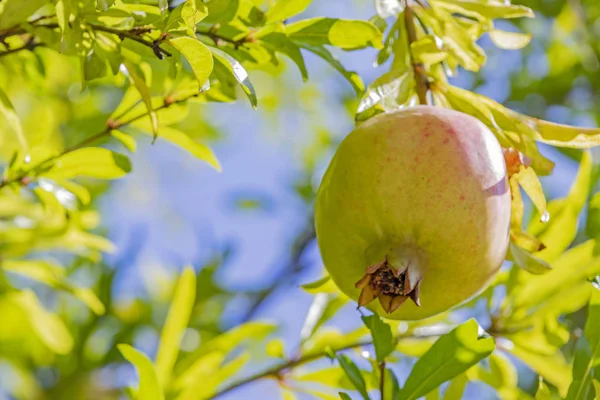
[315,106,511,320]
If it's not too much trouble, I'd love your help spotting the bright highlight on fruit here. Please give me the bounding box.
[315,106,512,320]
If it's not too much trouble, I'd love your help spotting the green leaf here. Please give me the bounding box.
[112,130,137,152]
[301,275,340,294]
[514,167,547,218]
[566,336,594,400]
[175,352,250,399]
[0,0,48,29]
[286,18,383,50]
[432,0,534,20]
[425,387,440,400]
[0,88,27,152]
[586,192,600,238]
[361,315,395,362]
[466,353,519,399]
[170,37,214,88]
[528,151,592,262]
[210,46,258,108]
[296,43,364,95]
[2,259,105,315]
[259,31,309,81]
[156,267,196,388]
[566,289,600,400]
[418,8,485,72]
[83,48,108,81]
[123,62,158,142]
[136,125,220,171]
[203,0,240,24]
[519,114,600,149]
[535,379,551,400]
[510,241,552,275]
[265,338,285,358]
[508,343,571,397]
[164,0,207,34]
[336,354,370,400]
[400,319,495,400]
[511,240,600,310]
[266,0,312,23]
[356,70,413,119]
[410,35,447,66]
[294,367,358,391]
[10,290,74,355]
[43,148,131,180]
[489,30,532,50]
[443,374,468,400]
[119,344,165,400]
[338,393,352,400]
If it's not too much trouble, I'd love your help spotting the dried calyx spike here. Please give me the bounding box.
[355,257,422,314]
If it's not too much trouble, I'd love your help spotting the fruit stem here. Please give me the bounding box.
[404,0,429,105]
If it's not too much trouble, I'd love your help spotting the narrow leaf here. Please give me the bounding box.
[510,242,552,275]
[297,43,364,95]
[361,315,395,362]
[0,88,27,151]
[156,267,197,387]
[400,319,495,400]
[119,344,165,400]
[210,46,258,108]
[43,148,131,180]
[336,354,370,400]
[123,62,158,142]
[266,0,312,23]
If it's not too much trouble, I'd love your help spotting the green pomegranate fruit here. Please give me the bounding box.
[315,106,511,320]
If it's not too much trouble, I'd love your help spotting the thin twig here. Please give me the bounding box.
[0,39,43,58]
[380,361,386,400]
[196,29,249,49]
[404,1,429,105]
[0,96,193,190]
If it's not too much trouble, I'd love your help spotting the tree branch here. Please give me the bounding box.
[404,1,429,105]
[209,328,451,399]
[0,39,43,58]
[0,94,196,190]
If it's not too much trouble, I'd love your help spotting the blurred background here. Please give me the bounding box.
[1,0,600,399]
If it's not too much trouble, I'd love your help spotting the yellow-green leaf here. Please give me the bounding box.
[528,151,592,262]
[137,125,221,171]
[286,18,383,50]
[0,88,27,151]
[300,275,340,294]
[510,242,552,275]
[112,130,137,152]
[266,0,312,23]
[2,259,105,315]
[119,344,165,400]
[156,266,196,387]
[11,290,74,355]
[43,148,131,180]
[123,61,158,142]
[514,167,547,218]
[508,344,571,397]
[400,319,495,400]
[169,37,214,88]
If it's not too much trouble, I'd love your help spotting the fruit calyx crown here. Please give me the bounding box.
[355,256,422,314]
